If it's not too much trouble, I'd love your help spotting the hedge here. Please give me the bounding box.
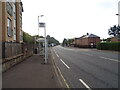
[97,42,120,51]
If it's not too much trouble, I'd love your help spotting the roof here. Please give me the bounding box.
[83,34,100,38]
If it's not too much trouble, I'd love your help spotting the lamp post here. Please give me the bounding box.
[38,15,44,55]
[38,16,40,54]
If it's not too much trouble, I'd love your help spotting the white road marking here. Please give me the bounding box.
[79,79,92,90]
[53,50,59,57]
[54,51,57,55]
[100,56,119,62]
[56,54,59,57]
[60,59,70,69]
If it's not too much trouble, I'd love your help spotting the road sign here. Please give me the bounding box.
[39,22,45,27]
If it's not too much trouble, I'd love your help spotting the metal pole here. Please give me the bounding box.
[44,24,47,64]
[38,16,40,54]
[43,43,44,55]
[38,16,39,36]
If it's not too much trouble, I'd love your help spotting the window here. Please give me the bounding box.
[6,2,13,16]
[14,19,16,27]
[7,18,12,37]
[13,3,16,19]
[13,27,16,40]
[20,30,23,41]
[19,17,22,28]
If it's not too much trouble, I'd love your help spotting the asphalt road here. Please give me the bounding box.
[51,45,119,89]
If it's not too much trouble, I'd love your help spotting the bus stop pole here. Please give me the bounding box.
[44,24,47,64]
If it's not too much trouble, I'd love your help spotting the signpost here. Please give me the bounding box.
[38,20,48,64]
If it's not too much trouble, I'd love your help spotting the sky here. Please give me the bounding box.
[22,0,119,43]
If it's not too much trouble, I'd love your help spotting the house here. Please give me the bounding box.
[0,0,24,43]
[73,38,80,47]
[111,35,120,42]
[73,33,101,48]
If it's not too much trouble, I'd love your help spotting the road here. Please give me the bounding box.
[51,45,119,89]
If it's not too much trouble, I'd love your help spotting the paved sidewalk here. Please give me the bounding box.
[2,53,62,88]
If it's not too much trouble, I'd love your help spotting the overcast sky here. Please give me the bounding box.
[22,0,119,43]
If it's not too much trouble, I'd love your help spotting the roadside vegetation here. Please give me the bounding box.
[62,38,74,46]
[97,25,120,51]
[97,42,120,51]
[23,31,60,46]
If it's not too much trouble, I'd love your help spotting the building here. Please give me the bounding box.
[0,0,24,43]
[73,34,101,48]
[73,38,79,47]
[0,0,24,72]
[111,35,120,42]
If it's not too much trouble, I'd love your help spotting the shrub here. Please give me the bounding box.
[97,42,120,51]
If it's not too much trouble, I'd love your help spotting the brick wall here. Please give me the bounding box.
[111,37,120,42]
[0,2,2,41]
[74,37,100,48]
[88,37,101,45]
[0,2,2,60]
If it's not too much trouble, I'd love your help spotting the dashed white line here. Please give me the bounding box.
[60,59,70,69]
[79,79,92,90]
[100,56,119,62]
[54,51,57,55]
[56,54,59,57]
[53,50,60,57]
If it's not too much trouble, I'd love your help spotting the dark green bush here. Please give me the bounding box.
[97,42,120,51]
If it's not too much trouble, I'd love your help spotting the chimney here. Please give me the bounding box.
[87,33,89,35]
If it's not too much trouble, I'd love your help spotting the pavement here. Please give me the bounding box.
[2,50,67,89]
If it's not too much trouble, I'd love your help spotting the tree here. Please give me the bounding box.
[102,38,111,42]
[23,31,44,44]
[46,35,60,46]
[108,25,120,36]
[46,35,51,44]
[67,39,74,46]
[23,31,34,43]
[62,38,68,46]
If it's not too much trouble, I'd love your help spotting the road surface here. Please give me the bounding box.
[51,45,119,89]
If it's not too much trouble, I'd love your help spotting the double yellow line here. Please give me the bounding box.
[51,49,70,88]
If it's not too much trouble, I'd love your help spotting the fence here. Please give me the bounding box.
[2,42,40,72]
[2,42,22,59]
